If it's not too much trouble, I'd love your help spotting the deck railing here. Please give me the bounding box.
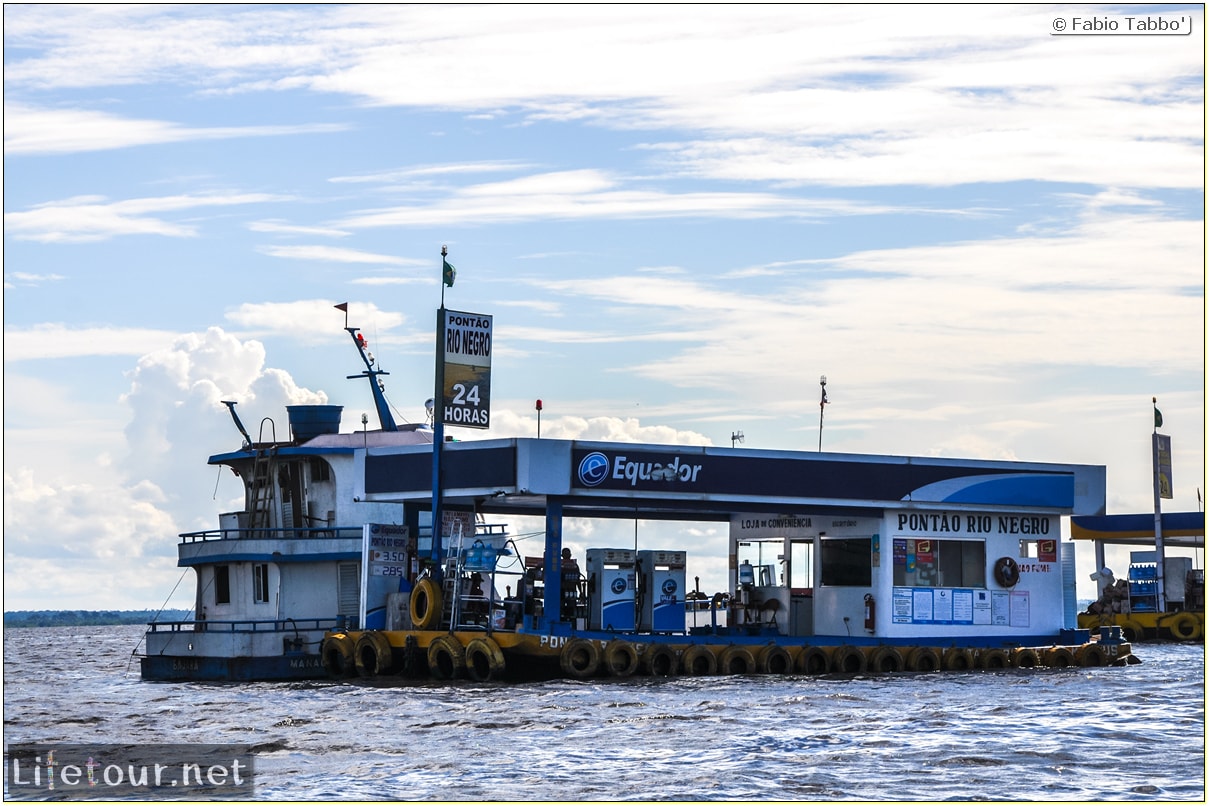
[145,617,344,634]
[178,526,365,544]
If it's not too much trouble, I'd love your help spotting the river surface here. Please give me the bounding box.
[3,625,1204,801]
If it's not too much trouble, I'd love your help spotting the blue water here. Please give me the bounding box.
[3,625,1205,801]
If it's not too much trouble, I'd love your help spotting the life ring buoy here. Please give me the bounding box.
[1012,647,1040,668]
[868,645,905,673]
[757,645,793,675]
[354,631,395,677]
[1043,646,1076,668]
[641,644,678,677]
[796,645,831,675]
[831,645,867,674]
[410,578,443,630]
[321,634,355,678]
[1166,612,1202,641]
[464,636,506,682]
[560,638,601,679]
[603,640,639,677]
[977,648,1010,669]
[906,646,941,672]
[681,644,718,676]
[994,556,1021,588]
[427,634,466,680]
[1119,619,1145,643]
[942,647,975,671]
[718,645,756,675]
[1076,643,1109,668]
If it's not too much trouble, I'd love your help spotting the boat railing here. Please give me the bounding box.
[179,526,365,544]
[145,617,342,634]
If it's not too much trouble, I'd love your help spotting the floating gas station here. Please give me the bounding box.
[324,435,1132,680]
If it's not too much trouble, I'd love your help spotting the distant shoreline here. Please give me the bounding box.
[4,610,191,628]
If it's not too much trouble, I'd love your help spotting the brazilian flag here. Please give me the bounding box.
[443,258,456,287]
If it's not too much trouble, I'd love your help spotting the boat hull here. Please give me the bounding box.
[140,653,327,682]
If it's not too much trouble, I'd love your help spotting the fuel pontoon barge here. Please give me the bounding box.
[322,439,1133,680]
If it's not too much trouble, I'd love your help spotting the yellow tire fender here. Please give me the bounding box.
[1165,612,1202,641]
[718,645,756,675]
[603,640,639,677]
[1012,647,1041,668]
[641,644,678,677]
[906,646,941,672]
[942,647,975,671]
[465,636,506,682]
[1076,643,1109,668]
[354,631,395,677]
[977,648,1010,669]
[560,638,601,679]
[757,644,794,675]
[868,645,905,673]
[1043,646,1076,668]
[796,645,831,675]
[831,645,867,674]
[410,578,443,631]
[321,634,355,679]
[681,644,718,676]
[427,634,466,680]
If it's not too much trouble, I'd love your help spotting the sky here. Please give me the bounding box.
[3,4,1204,612]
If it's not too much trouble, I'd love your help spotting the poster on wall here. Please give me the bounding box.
[1009,590,1031,627]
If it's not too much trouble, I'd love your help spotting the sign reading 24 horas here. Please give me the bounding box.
[442,309,492,428]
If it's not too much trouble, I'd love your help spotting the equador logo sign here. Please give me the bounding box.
[576,451,704,488]
[577,452,611,487]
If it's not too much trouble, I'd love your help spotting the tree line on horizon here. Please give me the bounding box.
[4,609,192,627]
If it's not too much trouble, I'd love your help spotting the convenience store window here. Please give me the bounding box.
[820,537,872,586]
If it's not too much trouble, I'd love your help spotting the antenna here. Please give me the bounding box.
[731,430,744,448]
[818,375,828,451]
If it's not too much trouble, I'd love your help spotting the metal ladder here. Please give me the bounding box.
[248,449,275,530]
[440,523,468,629]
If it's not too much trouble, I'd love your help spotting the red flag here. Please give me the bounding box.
[334,302,348,312]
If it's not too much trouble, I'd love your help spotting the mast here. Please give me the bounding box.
[344,326,398,432]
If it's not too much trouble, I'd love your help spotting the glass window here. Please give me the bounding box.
[893,539,986,588]
[820,537,872,586]
[253,563,270,603]
[215,565,231,604]
[736,539,783,587]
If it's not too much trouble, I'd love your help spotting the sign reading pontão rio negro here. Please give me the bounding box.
[442,309,492,429]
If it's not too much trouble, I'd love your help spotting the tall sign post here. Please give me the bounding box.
[430,246,494,576]
[430,247,452,577]
[1152,397,1172,611]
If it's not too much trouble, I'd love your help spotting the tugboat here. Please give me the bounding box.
[140,320,433,681]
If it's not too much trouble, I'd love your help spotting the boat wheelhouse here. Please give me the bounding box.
[140,326,432,681]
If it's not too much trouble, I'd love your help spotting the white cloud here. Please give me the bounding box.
[3,103,347,155]
[5,6,1200,188]
[333,170,941,229]
[224,301,407,345]
[5,192,290,243]
[3,325,184,361]
[257,244,431,266]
